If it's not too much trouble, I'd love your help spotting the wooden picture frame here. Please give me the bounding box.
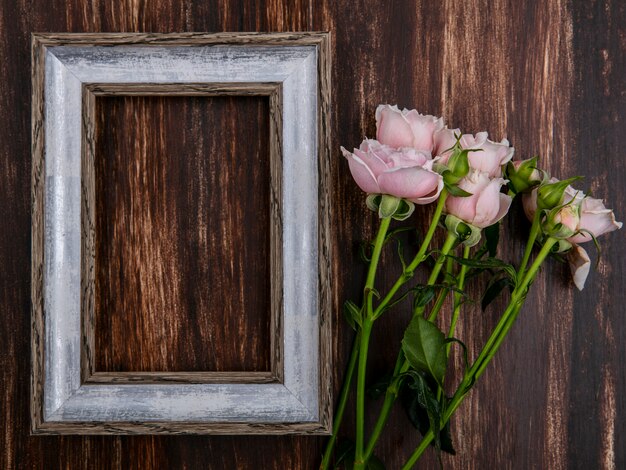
[31,32,332,435]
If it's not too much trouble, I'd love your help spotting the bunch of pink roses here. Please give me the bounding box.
[323,105,621,469]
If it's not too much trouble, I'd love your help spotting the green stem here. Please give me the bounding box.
[469,238,556,381]
[354,216,391,468]
[517,208,541,279]
[401,436,433,470]
[437,245,470,402]
[373,190,448,318]
[446,245,470,354]
[324,192,447,468]
[354,321,373,469]
[425,234,458,321]
[362,350,406,460]
[401,238,557,469]
[424,279,449,322]
[425,232,458,301]
[319,334,360,470]
[363,231,458,461]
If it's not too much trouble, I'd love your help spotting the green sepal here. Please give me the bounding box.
[342,300,362,330]
[445,214,481,247]
[542,203,580,239]
[365,194,415,221]
[444,145,472,183]
[444,178,473,197]
[536,176,582,211]
[505,156,544,194]
[551,239,573,253]
[379,194,401,218]
[392,198,416,221]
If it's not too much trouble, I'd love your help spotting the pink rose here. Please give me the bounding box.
[523,179,622,289]
[375,105,444,152]
[434,129,514,177]
[341,139,444,204]
[445,170,512,228]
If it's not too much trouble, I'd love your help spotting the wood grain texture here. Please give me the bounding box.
[93,94,273,373]
[80,82,284,385]
[4,0,622,469]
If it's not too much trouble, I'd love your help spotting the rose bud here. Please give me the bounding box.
[441,143,471,185]
[375,105,444,152]
[534,177,581,211]
[434,128,514,177]
[543,204,581,239]
[341,139,444,204]
[523,178,622,289]
[505,157,544,194]
[444,170,512,229]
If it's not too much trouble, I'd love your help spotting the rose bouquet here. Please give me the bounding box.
[320,105,621,469]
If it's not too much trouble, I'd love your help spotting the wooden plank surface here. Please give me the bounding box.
[1,0,624,468]
[92,94,272,374]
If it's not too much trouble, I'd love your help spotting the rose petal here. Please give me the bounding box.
[375,105,415,148]
[567,244,591,290]
[522,190,538,221]
[433,128,459,158]
[403,110,444,151]
[569,206,623,243]
[387,148,431,168]
[352,145,388,178]
[467,134,514,177]
[377,166,442,201]
[411,176,445,204]
[473,178,507,228]
[493,193,513,224]
[341,147,381,194]
[446,192,478,225]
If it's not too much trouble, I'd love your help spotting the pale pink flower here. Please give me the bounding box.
[523,179,622,289]
[445,170,512,228]
[341,139,443,204]
[375,105,444,152]
[434,128,514,177]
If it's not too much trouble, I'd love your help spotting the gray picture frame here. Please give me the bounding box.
[31,32,332,435]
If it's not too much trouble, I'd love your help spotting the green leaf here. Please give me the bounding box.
[402,371,441,437]
[343,300,362,330]
[445,182,473,197]
[402,316,447,386]
[366,373,392,400]
[439,420,457,455]
[481,276,513,311]
[384,227,414,271]
[484,222,500,257]
[412,285,437,309]
[444,337,469,373]
[399,371,456,457]
[447,254,514,272]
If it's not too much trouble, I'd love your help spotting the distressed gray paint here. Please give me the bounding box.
[39,38,323,430]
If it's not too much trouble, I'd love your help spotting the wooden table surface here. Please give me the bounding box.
[1,0,624,468]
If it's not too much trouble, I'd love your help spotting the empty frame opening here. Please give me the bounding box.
[92,95,273,373]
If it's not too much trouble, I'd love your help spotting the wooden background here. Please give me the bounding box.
[1,0,624,468]
[93,95,272,374]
